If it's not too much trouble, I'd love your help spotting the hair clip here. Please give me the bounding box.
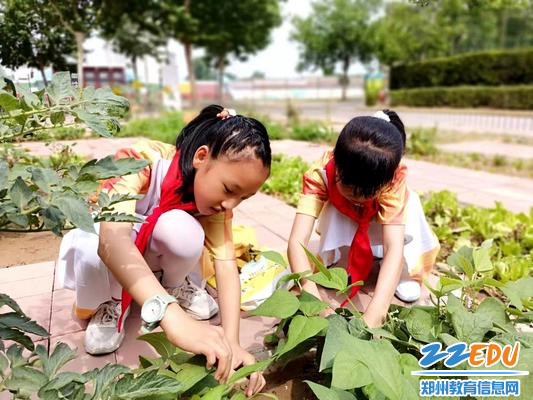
[372,110,390,122]
[217,108,237,120]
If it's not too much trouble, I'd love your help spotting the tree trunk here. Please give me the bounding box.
[74,31,85,88]
[132,56,140,103]
[340,58,350,101]
[217,57,225,104]
[39,66,48,87]
[184,41,197,107]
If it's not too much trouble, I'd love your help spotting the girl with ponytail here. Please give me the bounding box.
[288,109,440,328]
[57,105,270,396]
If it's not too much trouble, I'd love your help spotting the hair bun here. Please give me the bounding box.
[382,109,406,149]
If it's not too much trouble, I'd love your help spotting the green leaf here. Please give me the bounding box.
[0,293,23,314]
[0,351,8,373]
[6,344,26,368]
[438,276,465,294]
[112,370,182,399]
[138,332,178,359]
[0,312,49,337]
[301,244,331,279]
[276,271,310,289]
[228,358,272,385]
[336,280,363,296]
[47,72,75,104]
[43,206,65,236]
[472,240,493,272]
[5,366,48,396]
[298,290,330,317]
[75,109,114,137]
[16,85,40,108]
[200,384,230,399]
[9,176,34,210]
[319,315,351,371]
[30,167,60,193]
[172,354,211,393]
[54,193,95,233]
[38,371,88,395]
[447,246,474,278]
[78,156,148,180]
[91,363,131,399]
[307,268,348,291]
[332,351,371,389]
[36,342,77,378]
[404,308,436,343]
[501,277,533,310]
[305,381,357,400]
[249,289,300,319]
[447,296,493,343]
[0,90,20,111]
[0,327,34,350]
[261,250,287,267]
[476,297,514,333]
[276,315,328,357]
[50,111,65,125]
[0,161,8,189]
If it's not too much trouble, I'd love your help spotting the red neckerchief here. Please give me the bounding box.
[118,150,197,331]
[325,158,378,306]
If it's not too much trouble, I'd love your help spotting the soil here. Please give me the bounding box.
[259,354,320,400]
[0,231,62,267]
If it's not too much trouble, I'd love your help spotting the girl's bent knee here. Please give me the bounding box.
[152,210,205,260]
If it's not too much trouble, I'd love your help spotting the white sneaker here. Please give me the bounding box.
[84,300,129,355]
[395,280,421,303]
[166,277,219,320]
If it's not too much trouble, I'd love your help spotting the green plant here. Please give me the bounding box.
[1,71,149,235]
[290,121,335,143]
[116,112,186,144]
[253,243,533,400]
[0,293,273,399]
[261,154,309,206]
[390,85,533,109]
[390,48,533,90]
[406,128,438,156]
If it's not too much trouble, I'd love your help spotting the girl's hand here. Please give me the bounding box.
[161,304,233,383]
[229,342,266,397]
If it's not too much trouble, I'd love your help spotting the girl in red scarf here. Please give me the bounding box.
[58,105,270,396]
[287,110,440,328]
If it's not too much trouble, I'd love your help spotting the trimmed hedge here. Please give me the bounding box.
[390,85,533,109]
[390,48,533,89]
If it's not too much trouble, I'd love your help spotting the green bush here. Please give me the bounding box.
[117,112,186,144]
[390,85,533,109]
[406,128,438,156]
[290,121,336,142]
[390,48,533,89]
[261,154,309,206]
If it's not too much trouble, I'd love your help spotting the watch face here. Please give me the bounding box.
[141,299,162,323]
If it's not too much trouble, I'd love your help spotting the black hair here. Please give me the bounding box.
[175,104,272,193]
[333,109,406,199]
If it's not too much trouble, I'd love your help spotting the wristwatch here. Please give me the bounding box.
[141,294,178,333]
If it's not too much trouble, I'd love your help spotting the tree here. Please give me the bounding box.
[193,57,217,81]
[0,0,75,85]
[291,0,381,101]
[97,1,167,82]
[192,0,282,102]
[43,0,104,88]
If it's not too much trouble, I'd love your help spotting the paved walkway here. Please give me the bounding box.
[438,141,533,159]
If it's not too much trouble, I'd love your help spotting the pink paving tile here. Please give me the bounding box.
[50,289,87,337]
[50,331,116,373]
[253,226,287,251]
[0,261,54,282]
[239,315,278,356]
[115,315,159,367]
[0,274,54,299]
